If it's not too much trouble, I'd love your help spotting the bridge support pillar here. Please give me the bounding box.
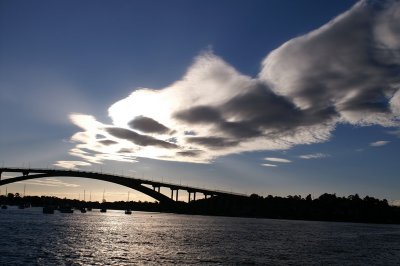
[188,192,191,203]
[171,189,174,199]
[176,189,179,201]
[158,187,160,193]
[193,192,196,201]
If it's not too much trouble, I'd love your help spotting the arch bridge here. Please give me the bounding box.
[0,167,247,205]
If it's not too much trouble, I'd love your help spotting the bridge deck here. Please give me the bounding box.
[0,167,248,199]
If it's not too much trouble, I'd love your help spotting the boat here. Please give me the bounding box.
[86,191,92,211]
[125,191,132,215]
[100,189,107,212]
[80,208,87,213]
[59,206,74,213]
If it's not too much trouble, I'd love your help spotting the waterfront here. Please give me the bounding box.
[1,207,400,265]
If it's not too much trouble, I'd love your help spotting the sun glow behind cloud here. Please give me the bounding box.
[60,0,400,169]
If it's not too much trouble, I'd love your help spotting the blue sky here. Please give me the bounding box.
[1,0,399,203]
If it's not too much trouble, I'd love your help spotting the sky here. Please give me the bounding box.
[1,0,399,203]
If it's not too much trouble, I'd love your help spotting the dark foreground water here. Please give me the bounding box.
[1,207,400,265]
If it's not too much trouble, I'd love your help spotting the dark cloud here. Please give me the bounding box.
[176,150,203,157]
[106,127,177,149]
[118,148,134,153]
[128,116,170,134]
[221,84,309,134]
[186,136,239,148]
[174,106,221,124]
[98,139,118,146]
[176,82,336,141]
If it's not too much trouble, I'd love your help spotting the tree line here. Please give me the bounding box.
[186,193,400,224]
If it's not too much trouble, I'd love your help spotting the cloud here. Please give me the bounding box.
[98,139,118,146]
[370,140,390,147]
[389,128,400,137]
[128,116,171,134]
[299,153,330,159]
[105,127,177,149]
[22,178,80,188]
[66,0,400,165]
[264,157,292,163]
[260,0,400,127]
[261,164,277,167]
[54,160,92,169]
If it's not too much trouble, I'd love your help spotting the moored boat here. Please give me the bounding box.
[59,207,74,213]
[125,191,132,215]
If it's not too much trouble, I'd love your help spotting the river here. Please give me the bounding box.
[1,207,400,265]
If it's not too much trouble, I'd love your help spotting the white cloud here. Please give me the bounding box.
[299,153,329,159]
[264,157,291,163]
[389,128,400,137]
[67,54,334,164]
[260,0,400,127]
[54,160,92,169]
[65,0,400,165]
[370,140,390,147]
[261,164,277,167]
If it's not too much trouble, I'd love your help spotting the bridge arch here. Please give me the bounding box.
[0,171,175,205]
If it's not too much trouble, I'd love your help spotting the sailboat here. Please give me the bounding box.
[125,191,132,215]
[100,189,107,213]
[87,191,92,211]
[18,185,26,209]
[80,190,87,213]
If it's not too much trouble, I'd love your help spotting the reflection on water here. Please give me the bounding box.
[1,207,400,265]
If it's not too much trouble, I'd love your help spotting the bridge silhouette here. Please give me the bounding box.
[0,167,247,205]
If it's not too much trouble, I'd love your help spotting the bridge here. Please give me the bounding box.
[0,167,248,205]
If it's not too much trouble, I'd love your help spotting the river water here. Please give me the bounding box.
[1,207,400,265]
